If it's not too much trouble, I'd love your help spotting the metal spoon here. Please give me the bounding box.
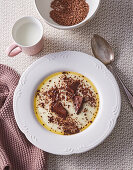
[91,34,133,108]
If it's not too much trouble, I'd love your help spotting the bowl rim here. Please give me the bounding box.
[34,0,101,30]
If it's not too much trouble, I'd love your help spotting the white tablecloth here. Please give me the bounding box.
[1,0,133,169]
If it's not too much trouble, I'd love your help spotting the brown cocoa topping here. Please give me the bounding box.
[66,80,80,96]
[61,95,65,100]
[62,72,67,74]
[47,87,60,102]
[55,116,80,135]
[51,102,68,119]
[50,0,89,26]
[84,96,96,107]
[69,81,80,92]
[37,72,98,135]
[66,87,74,95]
[73,95,83,114]
[40,103,45,108]
[83,108,88,112]
[48,116,54,123]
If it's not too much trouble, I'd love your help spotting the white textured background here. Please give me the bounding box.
[0,0,133,169]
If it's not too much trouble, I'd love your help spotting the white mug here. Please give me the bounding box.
[6,16,44,57]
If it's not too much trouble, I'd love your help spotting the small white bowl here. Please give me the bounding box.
[35,0,101,30]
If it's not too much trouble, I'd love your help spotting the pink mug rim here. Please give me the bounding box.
[12,16,43,48]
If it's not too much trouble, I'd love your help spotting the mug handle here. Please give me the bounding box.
[6,42,22,57]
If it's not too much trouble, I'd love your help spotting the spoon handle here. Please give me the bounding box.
[108,65,133,108]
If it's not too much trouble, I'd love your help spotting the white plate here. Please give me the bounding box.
[13,51,121,155]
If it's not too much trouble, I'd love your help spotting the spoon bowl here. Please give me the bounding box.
[91,34,114,65]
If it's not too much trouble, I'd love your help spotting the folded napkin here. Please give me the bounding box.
[0,64,47,170]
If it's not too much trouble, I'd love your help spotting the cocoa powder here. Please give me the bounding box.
[50,0,89,26]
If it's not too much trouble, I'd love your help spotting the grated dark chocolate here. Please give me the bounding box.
[36,73,98,135]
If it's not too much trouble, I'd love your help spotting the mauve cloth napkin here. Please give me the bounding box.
[0,64,47,170]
